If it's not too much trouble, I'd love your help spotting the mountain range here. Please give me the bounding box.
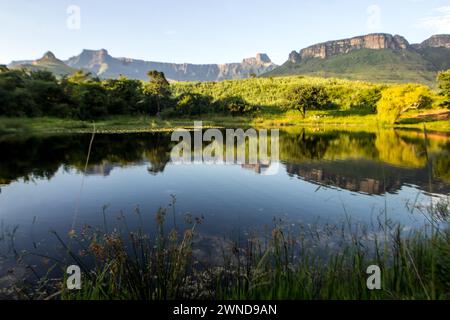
[265,33,450,85]
[9,51,277,82]
[7,33,450,85]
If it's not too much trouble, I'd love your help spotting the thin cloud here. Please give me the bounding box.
[418,6,450,33]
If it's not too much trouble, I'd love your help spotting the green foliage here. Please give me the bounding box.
[437,70,450,106]
[377,84,433,124]
[72,82,109,120]
[284,84,331,118]
[102,76,145,115]
[144,70,172,114]
[0,68,441,122]
[173,92,214,116]
[0,69,175,120]
[215,96,257,116]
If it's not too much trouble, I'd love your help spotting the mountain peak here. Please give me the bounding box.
[242,53,273,66]
[256,53,271,63]
[41,51,57,60]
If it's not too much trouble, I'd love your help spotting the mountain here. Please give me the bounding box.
[64,50,277,81]
[9,51,77,76]
[8,50,277,81]
[264,33,450,85]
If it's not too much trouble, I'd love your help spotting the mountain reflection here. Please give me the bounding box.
[0,128,449,195]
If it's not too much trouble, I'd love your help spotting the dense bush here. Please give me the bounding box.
[172,76,386,112]
[215,96,258,116]
[174,92,215,116]
[376,84,433,124]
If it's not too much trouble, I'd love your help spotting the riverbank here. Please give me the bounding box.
[0,109,449,136]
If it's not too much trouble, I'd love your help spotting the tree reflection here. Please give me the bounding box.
[0,128,449,195]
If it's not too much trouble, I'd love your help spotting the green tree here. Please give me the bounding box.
[144,70,171,114]
[376,84,433,124]
[284,85,331,118]
[72,83,108,119]
[67,70,99,84]
[437,70,450,106]
[102,76,144,115]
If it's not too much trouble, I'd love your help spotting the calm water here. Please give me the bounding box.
[0,127,449,270]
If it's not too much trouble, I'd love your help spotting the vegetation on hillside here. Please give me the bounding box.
[0,66,448,126]
[264,48,450,86]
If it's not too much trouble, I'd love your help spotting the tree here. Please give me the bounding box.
[144,70,171,114]
[437,70,450,106]
[72,83,108,119]
[67,70,99,84]
[376,84,433,124]
[284,85,331,118]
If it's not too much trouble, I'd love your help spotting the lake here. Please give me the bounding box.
[0,127,449,272]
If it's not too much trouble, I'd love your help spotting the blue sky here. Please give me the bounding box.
[1,0,449,65]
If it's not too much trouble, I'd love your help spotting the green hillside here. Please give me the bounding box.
[264,49,446,86]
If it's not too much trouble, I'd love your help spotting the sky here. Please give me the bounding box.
[1,0,450,65]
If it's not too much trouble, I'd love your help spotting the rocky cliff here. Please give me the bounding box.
[65,49,277,81]
[289,33,410,63]
[413,34,450,49]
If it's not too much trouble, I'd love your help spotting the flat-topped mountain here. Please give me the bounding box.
[266,33,450,85]
[8,50,277,81]
[65,49,277,81]
[288,33,410,63]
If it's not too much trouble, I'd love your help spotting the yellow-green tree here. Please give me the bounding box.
[376,84,433,123]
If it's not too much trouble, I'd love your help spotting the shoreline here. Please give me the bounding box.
[0,113,449,135]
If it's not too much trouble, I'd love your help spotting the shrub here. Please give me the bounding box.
[215,96,257,116]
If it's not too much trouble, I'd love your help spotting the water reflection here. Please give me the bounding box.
[0,128,449,195]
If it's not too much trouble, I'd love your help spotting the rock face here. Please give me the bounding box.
[65,50,277,81]
[289,33,410,62]
[414,34,450,49]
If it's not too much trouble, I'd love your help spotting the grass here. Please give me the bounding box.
[0,107,449,136]
[4,196,448,300]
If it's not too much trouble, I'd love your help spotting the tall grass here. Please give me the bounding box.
[33,197,447,300]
